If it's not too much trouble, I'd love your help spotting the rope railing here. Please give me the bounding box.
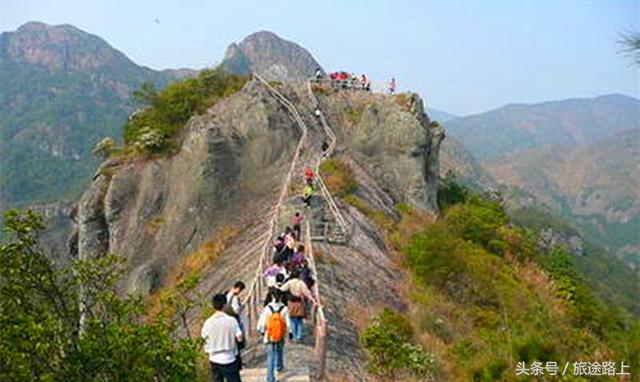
[241,73,308,333]
[305,221,327,380]
[307,81,349,234]
[238,74,349,380]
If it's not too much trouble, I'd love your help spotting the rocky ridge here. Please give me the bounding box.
[70,77,443,379]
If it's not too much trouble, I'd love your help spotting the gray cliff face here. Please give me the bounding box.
[318,91,444,212]
[70,81,301,293]
[220,31,324,83]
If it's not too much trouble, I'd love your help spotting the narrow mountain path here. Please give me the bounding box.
[238,75,345,381]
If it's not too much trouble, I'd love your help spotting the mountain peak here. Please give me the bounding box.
[2,21,128,72]
[220,30,323,83]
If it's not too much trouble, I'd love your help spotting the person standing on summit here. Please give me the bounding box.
[388,77,396,94]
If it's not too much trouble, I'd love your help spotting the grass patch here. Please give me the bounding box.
[319,158,358,196]
[145,214,166,236]
[343,194,395,233]
[393,93,413,112]
[344,106,364,125]
[311,83,334,95]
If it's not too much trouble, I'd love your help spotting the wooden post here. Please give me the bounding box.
[315,317,327,381]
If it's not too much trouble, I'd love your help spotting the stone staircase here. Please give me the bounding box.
[311,203,348,245]
[240,367,311,382]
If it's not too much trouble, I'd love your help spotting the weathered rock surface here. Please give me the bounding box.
[317,90,444,212]
[70,80,302,293]
[221,31,324,83]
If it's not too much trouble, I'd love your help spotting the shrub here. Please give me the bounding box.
[437,176,469,210]
[124,69,248,156]
[360,308,436,379]
[444,196,509,254]
[92,137,117,159]
[344,106,364,125]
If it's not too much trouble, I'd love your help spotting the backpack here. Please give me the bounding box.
[266,306,287,342]
[288,299,306,318]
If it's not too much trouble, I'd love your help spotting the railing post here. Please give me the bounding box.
[315,318,327,381]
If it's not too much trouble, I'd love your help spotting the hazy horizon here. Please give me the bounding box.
[1,0,638,115]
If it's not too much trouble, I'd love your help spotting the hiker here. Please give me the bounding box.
[202,294,244,382]
[299,261,315,290]
[388,77,396,94]
[226,281,245,316]
[264,260,288,287]
[304,168,315,184]
[361,74,367,90]
[264,273,287,306]
[291,212,303,240]
[273,235,285,259]
[275,229,296,265]
[257,289,291,382]
[302,184,313,209]
[279,270,315,342]
[289,244,306,271]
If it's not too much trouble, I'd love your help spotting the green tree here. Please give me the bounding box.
[0,209,201,382]
[619,31,640,66]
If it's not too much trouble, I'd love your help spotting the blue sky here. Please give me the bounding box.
[1,0,638,115]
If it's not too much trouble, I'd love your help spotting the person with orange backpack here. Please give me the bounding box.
[257,289,291,382]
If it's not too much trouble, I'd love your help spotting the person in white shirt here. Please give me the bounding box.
[257,289,291,382]
[226,281,245,316]
[201,294,243,382]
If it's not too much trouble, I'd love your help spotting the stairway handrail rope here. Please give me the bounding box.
[304,221,327,380]
[239,75,336,380]
[307,81,349,232]
[241,74,308,316]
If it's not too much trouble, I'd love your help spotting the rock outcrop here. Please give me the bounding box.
[220,31,324,83]
[317,90,444,212]
[70,81,303,293]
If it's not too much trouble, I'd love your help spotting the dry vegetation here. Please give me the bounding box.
[145,226,239,321]
[320,158,358,197]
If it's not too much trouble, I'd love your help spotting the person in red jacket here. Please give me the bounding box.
[304,168,315,185]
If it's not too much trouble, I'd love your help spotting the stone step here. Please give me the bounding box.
[240,367,310,382]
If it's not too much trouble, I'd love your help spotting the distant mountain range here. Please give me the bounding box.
[488,129,640,265]
[443,94,639,265]
[427,108,458,123]
[0,22,187,210]
[445,94,639,161]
